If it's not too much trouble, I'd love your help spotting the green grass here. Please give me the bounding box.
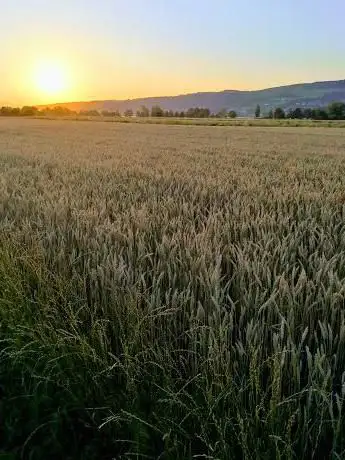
[1,119,345,458]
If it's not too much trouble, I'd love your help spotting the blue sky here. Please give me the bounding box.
[2,0,345,104]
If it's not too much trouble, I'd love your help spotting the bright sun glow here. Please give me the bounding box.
[33,61,69,96]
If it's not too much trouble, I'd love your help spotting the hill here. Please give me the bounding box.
[40,79,345,116]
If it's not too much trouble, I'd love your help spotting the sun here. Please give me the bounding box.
[33,61,68,96]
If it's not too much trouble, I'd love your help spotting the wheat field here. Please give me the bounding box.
[1,118,345,459]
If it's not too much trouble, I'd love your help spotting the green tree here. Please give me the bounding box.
[267,109,273,119]
[255,104,261,118]
[201,108,210,118]
[303,108,313,119]
[311,108,328,120]
[151,105,164,117]
[136,106,149,117]
[186,107,210,118]
[286,108,303,119]
[274,107,285,119]
[124,109,134,117]
[102,110,120,117]
[228,110,237,118]
[216,108,227,118]
[186,108,195,117]
[327,102,345,120]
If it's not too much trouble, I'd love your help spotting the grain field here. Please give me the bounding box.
[1,118,345,459]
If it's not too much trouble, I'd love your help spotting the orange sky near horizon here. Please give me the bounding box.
[3,40,280,106]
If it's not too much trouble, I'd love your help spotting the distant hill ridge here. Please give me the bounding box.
[40,79,345,116]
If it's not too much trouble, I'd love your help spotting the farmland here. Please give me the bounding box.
[1,118,345,458]
[35,113,345,128]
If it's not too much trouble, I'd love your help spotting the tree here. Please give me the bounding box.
[328,102,345,120]
[274,107,285,119]
[1,106,21,116]
[102,110,120,117]
[20,106,35,116]
[216,108,227,118]
[201,108,210,118]
[186,107,210,118]
[267,109,273,119]
[286,107,303,119]
[228,110,237,118]
[255,104,261,118]
[47,106,75,116]
[151,105,164,117]
[136,105,149,117]
[311,108,328,120]
[124,109,133,117]
[303,108,313,119]
[80,110,100,117]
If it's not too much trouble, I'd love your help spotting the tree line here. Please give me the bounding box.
[264,102,345,120]
[0,105,238,119]
[2,102,345,120]
[135,106,238,118]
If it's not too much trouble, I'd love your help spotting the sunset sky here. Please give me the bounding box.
[2,0,345,106]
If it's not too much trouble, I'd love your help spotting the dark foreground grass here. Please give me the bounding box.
[2,235,344,460]
[1,119,345,459]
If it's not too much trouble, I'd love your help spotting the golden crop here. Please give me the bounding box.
[1,118,345,458]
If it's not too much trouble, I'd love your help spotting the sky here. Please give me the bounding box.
[1,0,345,105]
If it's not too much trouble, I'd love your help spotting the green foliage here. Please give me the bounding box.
[136,105,150,117]
[287,107,304,119]
[311,108,328,120]
[216,108,228,118]
[328,102,345,120]
[186,107,211,118]
[274,107,285,119]
[1,100,345,122]
[255,104,261,118]
[151,105,164,117]
[166,110,174,117]
[102,110,121,117]
[303,108,313,119]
